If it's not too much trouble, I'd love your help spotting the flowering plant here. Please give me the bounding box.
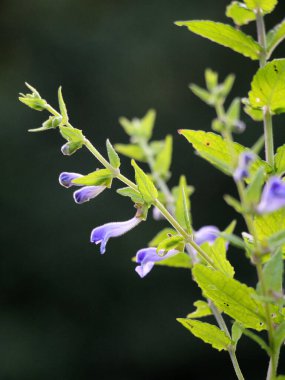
[20,1,285,379]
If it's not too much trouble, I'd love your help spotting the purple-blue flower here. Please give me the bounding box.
[90,216,142,254]
[194,225,219,245]
[59,172,83,188]
[257,177,285,214]
[135,248,178,278]
[233,152,255,182]
[73,186,106,204]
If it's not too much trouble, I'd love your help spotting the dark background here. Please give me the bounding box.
[1,1,285,379]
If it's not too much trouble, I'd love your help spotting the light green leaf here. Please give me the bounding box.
[28,115,62,132]
[141,109,156,141]
[268,230,285,252]
[157,235,185,254]
[72,168,113,187]
[243,98,264,121]
[226,2,256,26]
[131,160,158,204]
[187,300,212,319]
[148,228,177,247]
[219,232,246,250]
[205,69,218,91]
[190,84,213,105]
[224,194,243,213]
[106,139,120,169]
[262,250,283,293]
[231,322,243,346]
[118,117,135,136]
[175,175,192,233]
[274,321,285,349]
[58,87,69,125]
[155,252,192,269]
[118,109,156,140]
[245,167,266,205]
[59,125,84,143]
[267,19,285,59]
[244,0,277,13]
[193,264,267,330]
[116,187,144,204]
[275,144,285,175]
[179,130,270,176]
[249,59,285,114]
[115,144,146,162]
[177,318,232,351]
[153,135,173,178]
[19,83,47,111]
[175,20,261,60]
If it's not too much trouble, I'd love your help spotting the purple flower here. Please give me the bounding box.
[135,248,178,278]
[91,216,142,254]
[194,225,220,245]
[73,186,106,204]
[152,206,165,221]
[233,152,255,182]
[257,177,285,214]
[59,172,83,188]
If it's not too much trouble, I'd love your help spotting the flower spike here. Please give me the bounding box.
[91,216,142,254]
[233,152,255,182]
[135,248,178,278]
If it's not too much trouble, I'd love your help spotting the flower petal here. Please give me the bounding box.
[59,172,83,188]
[73,186,106,204]
[257,177,285,214]
[233,152,255,182]
[194,225,219,246]
[90,216,141,254]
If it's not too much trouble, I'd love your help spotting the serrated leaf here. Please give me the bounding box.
[249,59,285,114]
[153,135,173,178]
[131,160,158,204]
[115,144,146,162]
[72,169,113,187]
[177,318,232,351]
[106,139,120,169]
[187,300,212,319]
[226,2,256,26]
[175,20,261,60]
[157,235,184,254]
[116,187,144,204]
[155,252,192,269]
[244,0,277,13]
[262,250,283,293]
[148,228,177,247]
[267,19,285,59]
[175,175,192,233]
[275,144,285,175]
[193,264,267,330]
[58,87,69,125]
[179,130,270,176]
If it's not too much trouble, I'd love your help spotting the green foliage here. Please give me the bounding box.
[148,228,177,247]
[224,194,243,213]
[59,126,85,155]
[153,135,173,178]
[274,321,285,350]
[187,300,212,319]
[131,160,158,204]
[28,115,62,132]
[157,235,184,254]
[226,2,256,26]
[244,0,277,13]
[179,130,270,176]
[72,168,114,187]
[267,19,285,59]
[119,109,156,141]
[177,318,232,351]
[106,139,121,169]
[19,82,47,111]
[175,175,192,233]
[261,250,283,293]
[242,98,264,121]
[58,87,69,125]
[116,187,144,204]
[115,144,146,162]
[193,264,267,330]
[155,252,192,269]
[249,59,285,114]
[275,144,285,174]
[205,69,218,91]
[175,20,261,60]
[231,322,243,347]
[244,167,265,206]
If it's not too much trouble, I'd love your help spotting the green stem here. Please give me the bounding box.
[263,108,274,168]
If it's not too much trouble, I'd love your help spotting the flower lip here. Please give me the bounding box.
[194,225,220,246]
[73,185,106,204]
[90,216,142,254]
[59,172,83,188]
[257,176,285,214]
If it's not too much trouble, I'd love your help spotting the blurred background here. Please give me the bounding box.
[1,0,285,379]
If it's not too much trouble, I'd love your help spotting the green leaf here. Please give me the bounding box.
[115,144,146,162]
[179,130,270,176]
[262,250,283,293]
[226,2,256,26]
[205,69,218,91]
[118,109,156,140]
[106,139,120,169]
[177,318,232,351]
[245,167,266,205]
[153,135,173,178]
[231,322,243,346]
[224,194,243,213]
[193,264,267,330]
[243,98,264,121]
[58,86,69,125]
[131,160,158,204]
[275,144,285,175]
[141,109,156,141]
[268,230,285,252]
[157,235,184,254]
[274,321,285,349]
[190,84,213,105]
[19,83,47,111]
[249,59,285,114]
[155,252,192,269]
[187,300,212,319]
[175,175,192,233]
[59,125,84,143]
[28,115,62,132]
[148,228,177,247]
[116,187,144,204]
[175,20,261,60]
[219,232,246,250]
[267,19,285,59]
[244,0,277,13]
[72,169,113,187]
